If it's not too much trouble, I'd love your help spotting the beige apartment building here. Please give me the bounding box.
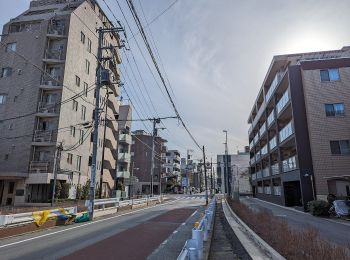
[248,46,350,208]
[0,0,121,205]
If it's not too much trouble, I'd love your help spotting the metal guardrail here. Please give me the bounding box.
[0,207,77,227]
[177,197,216,260]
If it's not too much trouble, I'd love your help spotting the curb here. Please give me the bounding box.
[223,199,285,260]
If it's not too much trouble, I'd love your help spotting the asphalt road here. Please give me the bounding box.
[0,195,206,260]
[241,197,350,246]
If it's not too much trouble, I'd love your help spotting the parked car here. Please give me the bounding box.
[329,200,350,218]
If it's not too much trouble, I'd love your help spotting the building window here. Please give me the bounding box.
[330,140,350,155]
[87,38,92,53]
[75,75,80,87]
[81,105,86,120]
[0,94,7,104]
[79,130,84,144]
[67,153,73,164]
[85,59,90,74]
[83,82,88,97]
[72,100,78,111]
[80,31,85,44]
[4,154,9,160]
[320,68,340,82]
[76,155,82,171]
[6,42,16,52]
[1,67,12,78]
[325,103,345,117]
[70,126,76,137]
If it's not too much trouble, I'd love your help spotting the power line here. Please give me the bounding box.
[126,0,202,151]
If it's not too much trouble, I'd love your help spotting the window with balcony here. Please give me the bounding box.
[330,140,350,155]
[267,110,275,126]
[265,72,282,102]
[279,121,293,143]
[325,103,344,117]
[276,90,289,114]
[261,144,268,155]
[1,67,12,78]
[6,42,16,52]
[282,155,297,172]
[320,68,340,82]
[259,123,266,136]
[271,163,279,175]
[0,94,7,104]
[273,186,281,196]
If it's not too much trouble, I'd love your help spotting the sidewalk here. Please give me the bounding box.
[209,201,251,260]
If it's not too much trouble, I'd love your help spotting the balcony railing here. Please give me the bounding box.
[262,167,270,177]
[279,121,294,143]
[271,163,279,175]
[261,144,268,155]
[119,134,132,144]
[48,24,66,36]
[252,173,256,180]
[273,186,282,196]
[248,125,253,136]
[267,110,275,127]
[45,49,65,61]
[33,130,53,142]
[37,102,59,114]
[29,161,49,173]
[254,133,259,144]
[257,187,263,193]
[282,155,297,172]
[116,171,130,178]
[41,73,63,86]
[264,186,272,194]
[249,140,254,150]
[259,122,267,137]
[255,151,261,162]
[276,89,290,114]
[250,156,256,165]
[118,153,130,162]
[269,136,277,150]
[265,71,283,103]
[257,170,262,179]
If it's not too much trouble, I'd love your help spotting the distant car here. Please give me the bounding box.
[329,200,350,218]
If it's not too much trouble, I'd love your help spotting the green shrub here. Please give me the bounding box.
[308,200,329,216]
[54,181,62,199]
[60,183,70,199]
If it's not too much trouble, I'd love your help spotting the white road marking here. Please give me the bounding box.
[0,199,181,249]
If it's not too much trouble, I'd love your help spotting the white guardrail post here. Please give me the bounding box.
[177,197,216,260]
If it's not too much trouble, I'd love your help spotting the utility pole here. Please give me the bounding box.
[210,158,213,196]
[99,91,110,199]
[203,146,208,205]
[88,25,124,220]
[51,143,63,206]
[150,118,160,196]
[223,130,230,196]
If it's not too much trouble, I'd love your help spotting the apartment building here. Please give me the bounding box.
[248,46,350,208]
[0,0,121,205]
[115,104,132,199]
[164,150,181,192]
[217,149,251,195]
[131,130,167,195]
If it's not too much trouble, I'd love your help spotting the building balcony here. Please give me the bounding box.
[255,151,261,162]
[267,110,275,128]
[257,187,263,193]
[249,140,254,150]
[253,133,259,144]
[43,49,65,64]
[116,171,130,178]
[256,170,262,179]
[40,74,63,90]
[276,89,290,115]
[248,125,253,136]
[32,130,56,146]
[273,186,282,196]
[265,71,284,103]
[119,134,131,144]
[262,167,270,177]
[271,163,279,175]
[279,121,294,143]
[259,122,267,137]
[252,173,256,180]
[47,24,67,38]
[36,102,59,117]
[261,144,268,156]
[269,136,277,150]
[282,155,297,173]
[250,156,256,165]
[118,153,130,163]
[264,186,272,195]
[29,161,50,173]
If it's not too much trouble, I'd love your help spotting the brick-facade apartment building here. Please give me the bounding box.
[131,130,167,195]
[0,0,121,205]
[248,46,350,208]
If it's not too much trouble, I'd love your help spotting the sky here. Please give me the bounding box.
[1,0,350,160]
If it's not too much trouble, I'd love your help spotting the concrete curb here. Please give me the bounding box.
[223,199,285,260]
